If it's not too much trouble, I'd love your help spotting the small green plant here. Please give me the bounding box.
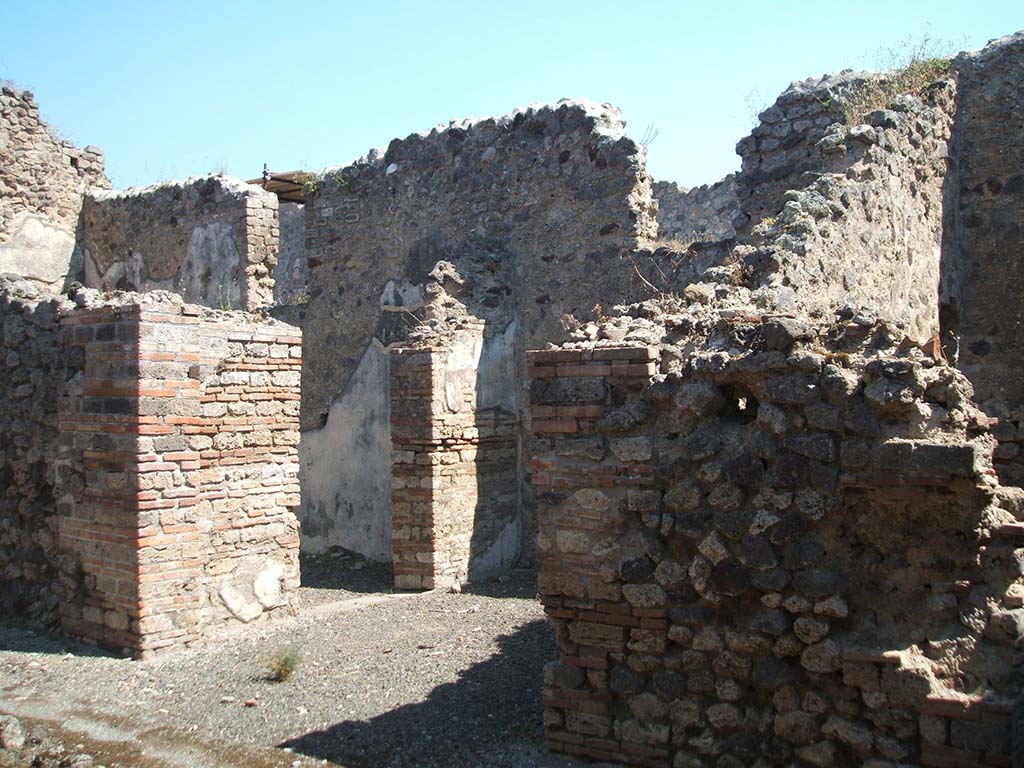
[302,171,322,196]
[265,644,301,682]
[304,170,351,197]
[841,31,957,123]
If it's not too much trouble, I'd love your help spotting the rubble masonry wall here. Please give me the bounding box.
[652,177,739,244]
[528,323,1021,767]
[729,77,954,340]
[79,176,279,311]
[0,278,87,626]
[941,32,1024,487]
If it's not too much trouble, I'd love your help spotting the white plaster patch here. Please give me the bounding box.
[379,278,424,311]
[297,341,393,560]
[218,584,262,623]
[253,562,285,609]
[0,213,76,286]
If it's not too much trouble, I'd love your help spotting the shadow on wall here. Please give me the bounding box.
[468,316,522,582]
[940,34,1024,488]
[277,619,553,768]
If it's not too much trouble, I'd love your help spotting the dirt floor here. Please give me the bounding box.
[0,553,587,768]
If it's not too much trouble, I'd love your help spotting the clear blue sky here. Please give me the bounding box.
[2,1,1020,190]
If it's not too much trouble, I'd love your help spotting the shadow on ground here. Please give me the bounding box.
[0,618,117,658]
[279,618,554,768]
[300,549,394,594]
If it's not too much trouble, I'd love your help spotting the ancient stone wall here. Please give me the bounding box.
[79,176,278,311]
[0,85,109,287]
[528,304,1021,767]
[652,177,738,244]
[0,277,87,626]
[300,99,659,564]
[941,32,1024,487]
[390,322,520,589]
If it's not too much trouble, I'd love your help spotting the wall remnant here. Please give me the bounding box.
[652,177,739,244]
[0,85,109,287]
[79,176,279,311]
[1,274,302,656]
[525,32,1024,767]
[302,99,659,565]
[390,321,520,589]
[730,77,954,340]
[529,311,1019,767]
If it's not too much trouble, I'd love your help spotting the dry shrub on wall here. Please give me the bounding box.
[841,31,959,122]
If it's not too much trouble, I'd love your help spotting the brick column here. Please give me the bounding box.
[390,324,519,590]
[57,300,301,656]
[242,191,279,310]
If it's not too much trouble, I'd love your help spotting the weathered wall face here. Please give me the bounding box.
[652,177,739,244]
[299,99,659,562]
[272,201,309,306]
[528,305,1021,767]
[0,85,109,287]
[79,176,279,311]
[941,33,1024,486]
[729,79,955,340]
[2,282,302,654]
[304,99,656,429]
[0,277,86,626]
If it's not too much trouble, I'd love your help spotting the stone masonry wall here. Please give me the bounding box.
[54,297,301,656]
[0,277,86,626]
[652,177,739,244]
[729,78,955,340]
[79,176,278,311]
[390,321,520,589]
[300,99,658,564]
[529,311,1022,767]
[0,85,109,287]
[940,32,1024,487]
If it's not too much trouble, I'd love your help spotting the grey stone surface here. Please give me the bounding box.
[273,200,308,305]
[941,32,1024,485]
[652,175,739,244]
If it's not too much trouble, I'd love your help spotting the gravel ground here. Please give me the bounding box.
[0,554,586,768]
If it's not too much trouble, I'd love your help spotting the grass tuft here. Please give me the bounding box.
[266,644,301,683]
